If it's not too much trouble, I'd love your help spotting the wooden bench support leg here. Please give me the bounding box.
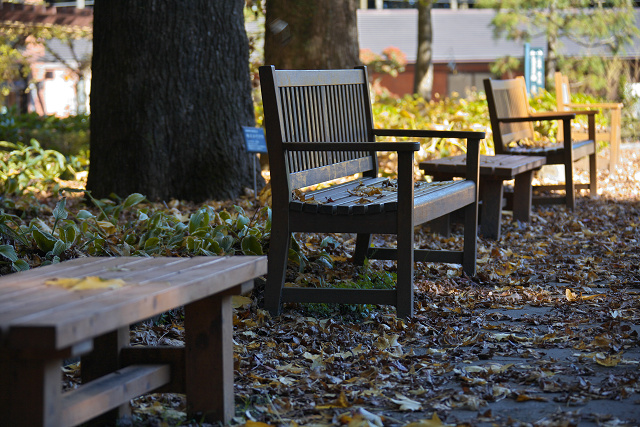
[463,201,478,277]
[2,357,62,427]
[587,112,598,195]
[427,214,451,237]
[563,120,576,210]
[396,152,414,319]
[479,178,503,240]
[610,108,621,172]
[353,233,372,265]
[185,292,234,424]
[82,327,131,424]
[265,215,290,315]
[513,170,534,223]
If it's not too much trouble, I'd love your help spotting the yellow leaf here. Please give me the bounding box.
[242,421,272,427]
[565,288,578,302]
[232,295,253,309]
[595,352,622,367]
[46,276,125,291]
[403,412,451,427]
[96,220,117,234]
[348,408,384,427]
[317,391,350,409]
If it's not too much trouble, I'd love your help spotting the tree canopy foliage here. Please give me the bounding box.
[478,0,639,98]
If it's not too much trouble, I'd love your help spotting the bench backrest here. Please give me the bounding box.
[484,77,535,154]
[554,72,572,111]
[259,66,378,196]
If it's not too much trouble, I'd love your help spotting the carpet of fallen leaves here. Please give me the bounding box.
[65,146,640,427]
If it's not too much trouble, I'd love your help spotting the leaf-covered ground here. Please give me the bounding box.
[64,146,639,427]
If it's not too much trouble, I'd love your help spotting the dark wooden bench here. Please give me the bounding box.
[420,154,546,240]
[484,77,598,210]
[259,65,485,318]
[0,256,267,426]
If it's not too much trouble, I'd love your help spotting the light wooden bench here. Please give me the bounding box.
[0,256,267,426]
[420,154,546,240]
[555,71,623,171]
[260,65,485,318]
[484,77,598,210]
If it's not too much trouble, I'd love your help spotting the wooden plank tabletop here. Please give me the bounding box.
[0,256,267,351]
[420,154,546,178]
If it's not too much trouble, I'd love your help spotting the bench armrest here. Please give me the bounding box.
[282,141,420,152]
[499,112,577,123]
[566,102,623,110]
[374,129,486,140]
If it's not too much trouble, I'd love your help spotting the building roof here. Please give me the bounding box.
[40,38,92,64]
[0,3,92,28]
[357,8,640,64]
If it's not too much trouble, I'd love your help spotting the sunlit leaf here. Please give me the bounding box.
[565,288,578,302]
[595,352,622,367]
[390,393,422,411]
[32,228,57,253]
[317,391,350,409]
[0,244,18,262]
[232,295,253,309]
[96,220,117,234]
[403,412,452,426]
[123,193,146,208]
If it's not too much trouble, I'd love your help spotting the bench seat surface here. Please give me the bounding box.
[0,256,267,351]
[292,177,475,217]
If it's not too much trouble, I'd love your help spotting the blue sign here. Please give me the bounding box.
[524,43,545,96]
[242,126,268,154]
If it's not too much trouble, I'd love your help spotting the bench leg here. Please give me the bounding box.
[265,215,290,315]
[81,327,131,424]
[463,198,478,277]
[353,233,371,265]
[427,214,451,237]
[184,292,234,424]
[513,170,534,223]
[480,178,503,240]
[589,152,597,196]
[564,156,576,211]
[396,152,414,319]
[1,356,62,427]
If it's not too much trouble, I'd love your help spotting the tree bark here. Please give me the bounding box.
[87,0,258,202]
[264,0,360,69]
[413,0,434,99]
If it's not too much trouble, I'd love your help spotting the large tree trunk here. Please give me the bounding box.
[87,0,258,202]
[414,0,434,99]
[264,0,360,69]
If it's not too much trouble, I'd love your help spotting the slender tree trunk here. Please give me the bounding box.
[414,0,434,99]
[264,0,360,69]
[87,0,258,202]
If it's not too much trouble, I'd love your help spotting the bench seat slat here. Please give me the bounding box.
[0,257,235,326]
[290,180,471,216]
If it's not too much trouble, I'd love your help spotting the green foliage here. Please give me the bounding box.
[0,139,88,196]
[0,34,30,104]
[0,110,90,155]
[371,91,492,159]
[0,190,273,273]
[304,268,397,317]
[478,0,638,97]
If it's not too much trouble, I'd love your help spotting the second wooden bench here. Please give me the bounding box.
[260,65,485,318]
